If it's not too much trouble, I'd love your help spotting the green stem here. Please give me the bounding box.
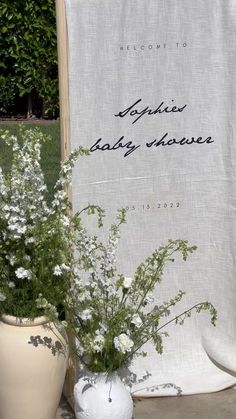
[156,302,209,333]
[123,301,212,364]
[133,244,178,314]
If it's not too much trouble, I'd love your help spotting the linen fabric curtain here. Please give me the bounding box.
[65,0,236,396]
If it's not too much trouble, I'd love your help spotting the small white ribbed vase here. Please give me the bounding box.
[0,315,68,419]
[74,372,133,419]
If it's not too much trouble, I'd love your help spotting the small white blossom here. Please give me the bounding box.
[93,334,105,352]
[38,185,47,192]
[114,333,134,354]
[36,296,48,309]
[62,216,70,227]
[123,277,133,289]
[6,255,17,266]
[25,237,35,245]
[3,205,10,212]
[8,282,15,289]
[53,265,62,276]
[9,256,16,266]
[80,309,93,321]
[131,314,142,328]
[15,267,32,280]
[7,224,26,234]
[47,304,59,318]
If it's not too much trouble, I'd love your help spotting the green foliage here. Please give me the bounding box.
[0,1,58,117]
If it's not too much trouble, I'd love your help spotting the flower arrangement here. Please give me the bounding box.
[57,209,217,374]
[0,126,90,319]
[0,126,217,374]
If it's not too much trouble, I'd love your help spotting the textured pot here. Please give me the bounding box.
[74,371,133,419]
[0,315,68,419]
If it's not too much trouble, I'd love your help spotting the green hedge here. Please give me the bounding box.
[0,0,59,118]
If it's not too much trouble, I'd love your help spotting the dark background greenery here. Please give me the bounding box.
[0,0,59,119]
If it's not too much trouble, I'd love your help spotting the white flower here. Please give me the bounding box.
[131,314,142,328]
[19,225,27,234]
[15,267,32,280]
[6,255,17,266]
[0,292,6,302]
[36,296,48,309]
[93,334,105,352]
[123,277,133,289]
[114,333,134,354]
[53,265,62,276]
[80,309,93,321]
[8,282,15,288]
[62,216,70,227]
[38,185,47,192]
[7,224,23,233]
[10,256,17,266]
[3,205,10,212]
[53,264,70,276]
[25,237,35,245]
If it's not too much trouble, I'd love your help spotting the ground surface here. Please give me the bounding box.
[56,388,236,418]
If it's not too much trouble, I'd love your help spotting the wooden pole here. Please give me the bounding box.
[55,0,75,409]
[56,0,70,160]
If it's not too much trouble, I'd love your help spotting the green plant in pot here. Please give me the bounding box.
[0,127,89,419]
[55,209,217,419]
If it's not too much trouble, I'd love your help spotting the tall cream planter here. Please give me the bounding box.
[0,315,68,419]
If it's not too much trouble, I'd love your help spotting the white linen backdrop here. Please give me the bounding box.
[65,0,236,396]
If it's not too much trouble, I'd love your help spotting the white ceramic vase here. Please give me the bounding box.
[0,315,68,419]
[74,371,133,419]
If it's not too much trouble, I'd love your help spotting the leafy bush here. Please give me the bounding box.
[0,0,59,118]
